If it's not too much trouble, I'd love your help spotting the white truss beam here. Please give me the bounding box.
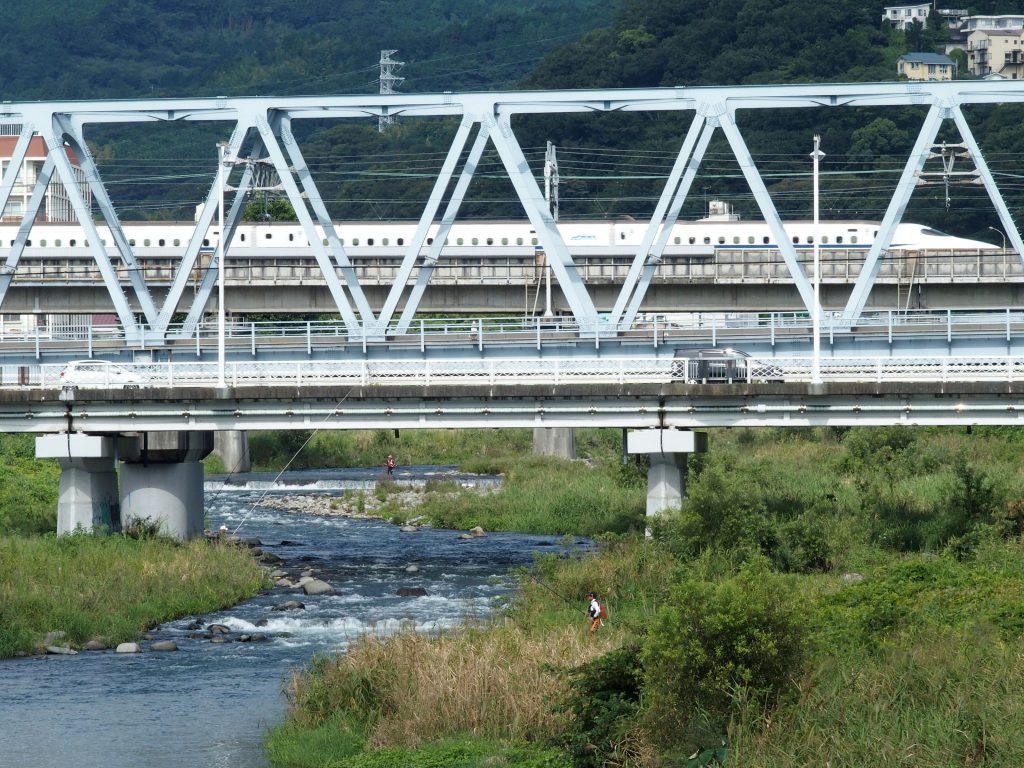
[0,81,1021,339]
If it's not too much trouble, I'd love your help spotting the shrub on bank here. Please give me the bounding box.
[0,434,58,535]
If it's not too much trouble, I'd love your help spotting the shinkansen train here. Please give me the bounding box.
[0,202,998,253]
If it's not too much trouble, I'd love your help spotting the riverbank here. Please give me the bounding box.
[0,535,268,658]
[268,426,1024,767]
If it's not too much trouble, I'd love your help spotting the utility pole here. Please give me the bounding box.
[543,142,559,317]
[811,135,825,385]
[378,50,404,133]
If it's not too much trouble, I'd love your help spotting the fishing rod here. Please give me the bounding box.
[526,571,590,615]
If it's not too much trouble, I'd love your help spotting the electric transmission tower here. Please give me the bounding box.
[378,49,405,133]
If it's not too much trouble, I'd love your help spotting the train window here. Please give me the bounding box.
[173,239,181,247]
[324,238,330,246]
[763,236,770,244]
[382,238,389,246]
[486,238,493,245]
[101,240,106,246]
[240,234,246,242]
[792,236,800,244]
[445,238,449,245]
[531,238,539,246]
[352,238,359,246]
[397,238,404,246]
[55,239,61,247]
[807,236,814,244]
[426,238,432,246]
[203,239,210,247]
[822,236,829,244]
[158,239,165,247]
[472,238,479,245]
[732,236,740,244]
[288,234,294,242]
[718,236,725,244]
[265,233,272,240]
[501,237,508,245]
[456,237,464,245]
[70,239,77,247]
[747,236,755,244]
[851,236,858,244]
[129,239,135,246]
[144,239,151,247]
[516,237,523,245]
[25,240,30,247]
[367,238,374,246]
[835,236,842,244]
[703,237,710,245]
[40,240,46,247]
[689,237,696,244]
[620,232,626,240]
[674,236,680,245]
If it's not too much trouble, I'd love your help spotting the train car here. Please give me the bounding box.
[0,203,998,253]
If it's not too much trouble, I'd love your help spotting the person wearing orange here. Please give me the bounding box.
[586,591,602,634]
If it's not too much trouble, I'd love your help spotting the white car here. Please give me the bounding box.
[59,360,146,389]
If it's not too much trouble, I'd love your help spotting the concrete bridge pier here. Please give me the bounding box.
[213,430,250,472]
[532,427,576,459]
[627,429,708,524]
[119,431,214,540]
[36,434,120,535]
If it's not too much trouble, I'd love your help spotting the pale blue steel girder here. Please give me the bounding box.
[156,123,250,335]
[254,112,364,332]
[41,118,142,334]
[610,114,706,326]
[843,103,946,320]
[949,106,1024,261]
[0,156,53,310]
[2,80,1024,334]
[377,116,477,330]
[395,122,491,334]
[619,118,716,328]
[177,126,259,337]
[718,109,817,314]
[57,115,159,327]
[275,114,374,326]
[486,113,597,326]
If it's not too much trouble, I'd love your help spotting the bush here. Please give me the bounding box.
[641,562,806,750]
[562,642,645,768]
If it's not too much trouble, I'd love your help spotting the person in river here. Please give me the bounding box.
[385,454,396,477]
[586,591,603,634]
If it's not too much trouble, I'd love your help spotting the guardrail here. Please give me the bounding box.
[6,355,1024,390]
[4,308,1024,358]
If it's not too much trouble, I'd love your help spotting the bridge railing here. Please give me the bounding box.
[7,355,1024,390]
[5,309,1024,366]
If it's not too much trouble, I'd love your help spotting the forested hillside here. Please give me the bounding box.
[0,0,610,97]
[1,0,1020,240]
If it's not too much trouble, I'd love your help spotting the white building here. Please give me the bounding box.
[967,28,1024,78]
[884,3,933,30]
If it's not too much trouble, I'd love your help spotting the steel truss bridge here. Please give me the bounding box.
[2,81,1024,346]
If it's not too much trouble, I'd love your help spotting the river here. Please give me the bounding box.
[0,466,584,768]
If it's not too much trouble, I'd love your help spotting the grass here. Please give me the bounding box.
[0,533,268,657]
[268,623,617,763]
[268,425,1024,767]
[417,455,645,536]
